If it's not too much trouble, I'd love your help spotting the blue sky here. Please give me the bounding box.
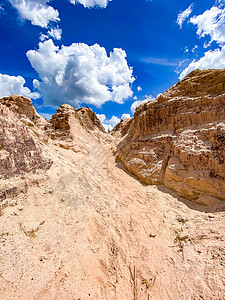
[0,0,224,129]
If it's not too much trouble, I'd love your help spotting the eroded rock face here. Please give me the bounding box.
[0,104,52,179]
[76,107,105,133]
[48,104,74,139]
[0,96,106,180]
[116,69,225,202]
[49,104,105,140]
[0,95,45,126]
[111,118,132,138]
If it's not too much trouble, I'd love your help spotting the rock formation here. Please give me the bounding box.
[49,104,105,140]
[111,118,132,138]
[0,102,52,179]
[0,95,46,127]
[0,71,224,300]
[116,69,225,204]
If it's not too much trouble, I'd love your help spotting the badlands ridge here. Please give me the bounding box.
[0,69,224,299]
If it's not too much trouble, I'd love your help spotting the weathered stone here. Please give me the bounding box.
[48,104,105,140]
[111,118,132,138]
[116,69,225,202]
[0,95,42,124]
[0,103,52,178]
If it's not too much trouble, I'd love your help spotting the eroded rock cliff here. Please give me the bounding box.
[116,69,225,204]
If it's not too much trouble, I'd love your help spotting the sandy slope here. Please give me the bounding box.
[0,133,224,300]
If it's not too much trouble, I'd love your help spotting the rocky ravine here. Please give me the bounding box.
[0,69,224,300]
[116,69,225,205]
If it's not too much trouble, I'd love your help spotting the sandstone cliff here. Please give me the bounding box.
[0,82,224,300]
[116,69,225,205]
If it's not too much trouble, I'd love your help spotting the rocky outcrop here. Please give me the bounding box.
[76,107,105,133]
[116,69,225,203]
[49,104,105,140]
[0,103,52,179]
[111,118,132,138]
[0,96,106,179]
[48,104,75,139]
[0,95,46,127]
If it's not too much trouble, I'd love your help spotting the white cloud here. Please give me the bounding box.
[121,113,131,120]
[27,39,134,108]
[96,113,106,123]
[130,95,153,114]
[203,41,211,48]
[191,45,198,52]
[137,86,142,92]
[47,26,62,40]
[40,33,48,41]
[112,83,133,104]
[179,45,225,79]
[177,4,193,29]
[97,114,120,131]
[40,26,62,41]
[8,0,60,28]
[69,0,111,8]
[97,113,130,131]
[190,5,225,45]
[179,2,225,78]
[133,96,137,100]
[0,73,40,99]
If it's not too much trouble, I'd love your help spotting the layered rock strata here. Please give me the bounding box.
[116,69,225,203]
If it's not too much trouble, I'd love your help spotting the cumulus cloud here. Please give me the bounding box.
[179,2,225,77]
[130,96,153,114]
[96,113,106,123]
[40,26,62,41]
[69,0,111,8]
[177,4,193,29]
[47,26,62,40]
[179,45,225,79]
[97,113,131,131]
[121,113,131,120]
[0,73,40,99]
[27,39,134,108]
[190,5,225,45]
[97,114,120,131]
[8,0,59,28]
